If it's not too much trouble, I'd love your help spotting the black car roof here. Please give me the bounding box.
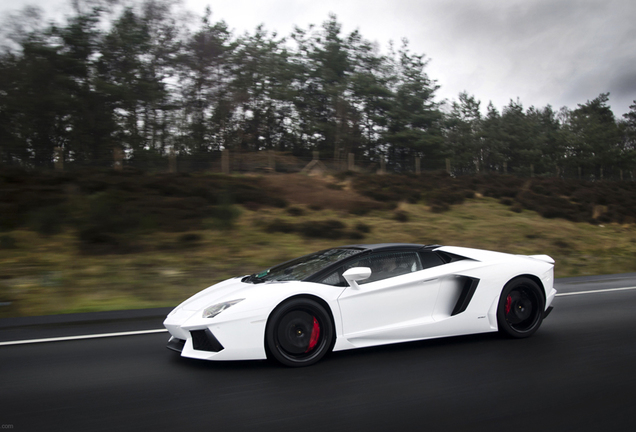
[337,243,440,252]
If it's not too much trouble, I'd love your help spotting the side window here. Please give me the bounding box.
[319,251,423,286]
[418,251,445,270]
[319,271,345,286]
[362,252,422,283]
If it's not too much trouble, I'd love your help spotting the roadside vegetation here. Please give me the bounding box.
[3,1,635,319]
[1,169,635,318]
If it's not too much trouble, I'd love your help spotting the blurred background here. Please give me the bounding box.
[1,0,635,318]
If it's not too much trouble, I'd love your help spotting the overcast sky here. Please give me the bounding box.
[3,0,636,117]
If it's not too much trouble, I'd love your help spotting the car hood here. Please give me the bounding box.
[175,276,304,312]
[178,276,254,312]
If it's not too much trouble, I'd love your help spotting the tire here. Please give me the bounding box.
[266,298,334,367]
[497,277,545,338]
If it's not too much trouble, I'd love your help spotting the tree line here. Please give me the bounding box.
[1,0,635,178]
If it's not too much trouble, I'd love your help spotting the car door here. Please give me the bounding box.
[336,251,441,340]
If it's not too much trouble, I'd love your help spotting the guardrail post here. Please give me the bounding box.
[222,149,230,174]
[54,146,64,171]
[114,146,123,171]
[268,150,275,172]
[168,148,177,173]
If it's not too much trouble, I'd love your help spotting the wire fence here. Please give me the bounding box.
[4,148,635,181]
[127,150,636,181]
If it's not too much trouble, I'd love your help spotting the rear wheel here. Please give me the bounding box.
[497,277,545,338]
[266,298,333,367]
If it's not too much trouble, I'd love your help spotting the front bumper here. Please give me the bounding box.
[163,307,268,361]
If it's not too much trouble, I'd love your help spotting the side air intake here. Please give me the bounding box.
[451,277,480,316]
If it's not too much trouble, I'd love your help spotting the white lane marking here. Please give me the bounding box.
[556,286,636,297]
[3,286,636,346]
[0,328,167,347]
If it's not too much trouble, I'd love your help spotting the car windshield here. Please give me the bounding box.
[247,248,361,283]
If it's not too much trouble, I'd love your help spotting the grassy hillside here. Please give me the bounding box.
[1,169,635,317]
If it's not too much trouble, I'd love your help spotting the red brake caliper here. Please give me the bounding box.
[305,317,321,353]
[505,295,512,315]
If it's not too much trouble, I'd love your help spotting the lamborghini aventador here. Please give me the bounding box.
[164,244,556,367]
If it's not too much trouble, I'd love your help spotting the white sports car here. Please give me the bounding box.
[164,244,556,367]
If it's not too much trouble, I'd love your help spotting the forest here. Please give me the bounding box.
[1,0,636,179]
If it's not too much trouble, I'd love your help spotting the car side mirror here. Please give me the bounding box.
[343,267,372,289]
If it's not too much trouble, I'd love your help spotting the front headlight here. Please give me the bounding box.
[202,299,245,319]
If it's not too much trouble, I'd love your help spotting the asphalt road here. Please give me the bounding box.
[2,274,636,431]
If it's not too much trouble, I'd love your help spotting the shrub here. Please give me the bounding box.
[76,190,142,253]
[351,174,421,203]
[242,202,261,211]
[286,206,305,217]
[348,230,365,240]
[427,188,465,210]
[510,204,523,213]
[270,197,288,208]
[0,235,17,249]
[430,203,450,213]
[349,202,375,216]
[355,223,371,233]
[209,203,242,230]
[540,207,560,219]
[266,219,296,234]
[29,205,67,236]
[178,233,202,244]
[499,197,514,206]
[393,210,410,222]
[552,239,572,249]
[297,220,347,239]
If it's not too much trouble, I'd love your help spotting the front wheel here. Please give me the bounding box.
[266,298,334,367]
[497,277,545,338]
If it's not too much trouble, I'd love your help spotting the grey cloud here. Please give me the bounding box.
[3,0,635,115]
[408,0,636,115]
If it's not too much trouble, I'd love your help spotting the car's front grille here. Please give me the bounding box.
[190,329,224,352]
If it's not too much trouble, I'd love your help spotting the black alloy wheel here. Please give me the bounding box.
[497,277,545,338]
[266,298,334,367]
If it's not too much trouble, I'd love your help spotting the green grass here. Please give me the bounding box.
[1,195,635,318]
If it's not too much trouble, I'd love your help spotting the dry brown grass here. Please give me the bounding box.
[1,172,636,318]
[262,174,384,212]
